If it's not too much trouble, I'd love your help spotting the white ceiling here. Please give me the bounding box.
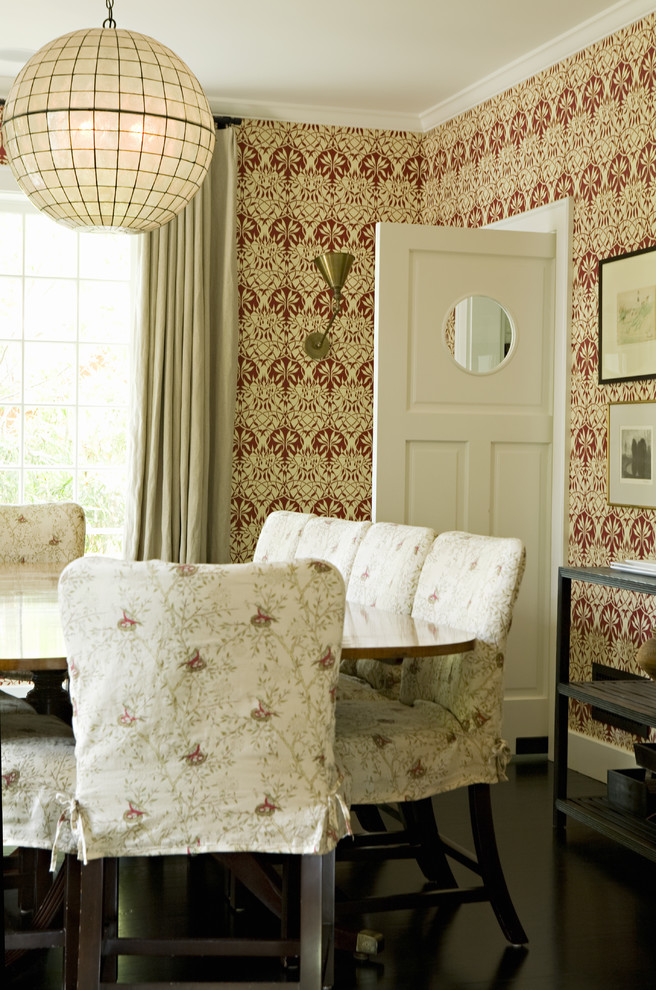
[0,0,654,132]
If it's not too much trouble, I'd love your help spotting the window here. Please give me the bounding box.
[0,168,136,554]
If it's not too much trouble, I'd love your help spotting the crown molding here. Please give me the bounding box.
[3,1,654,135]
[419,0,656,132]
[205,95,422,134]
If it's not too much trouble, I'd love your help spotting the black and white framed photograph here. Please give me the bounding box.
[599,245,656,384]
[608,401,656,508]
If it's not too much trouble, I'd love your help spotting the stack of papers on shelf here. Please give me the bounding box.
[610,559,656,576]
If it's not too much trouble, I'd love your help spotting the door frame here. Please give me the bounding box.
[489,198,573,757]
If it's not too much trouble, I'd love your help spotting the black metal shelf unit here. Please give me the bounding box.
[555,566,656,862]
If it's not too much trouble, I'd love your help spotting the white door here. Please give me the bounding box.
[373,208,571,752]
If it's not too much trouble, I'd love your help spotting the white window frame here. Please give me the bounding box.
[0,166,137,554]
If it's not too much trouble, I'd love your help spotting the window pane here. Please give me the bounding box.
[1,192,134,552]
[0,213,23,275]
[25,214,77,278]
[0,343,21,402]
[85,531,124,556]
[24,342,76,402]
[78,344,129,404]
[79,232,132,280]
[24,470,73,502]
[24,278,77,340]
[79,469,127,529]
[24,407,74,466]
[0,276,23,339]
[0,470,19,501]
[0,407,20,464]
[79,281,130,342]
[79,406,127,466]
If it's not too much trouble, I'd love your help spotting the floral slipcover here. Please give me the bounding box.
[56,557,350,862]
[295,516,371,585]
[0,501,86,710]
[0,502,85,565]
[335,532,525,806]
[339,522,436,699]
[1,711,76,852]
[252,510,315,563]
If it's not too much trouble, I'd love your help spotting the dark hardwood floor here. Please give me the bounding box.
[6,757,656,989]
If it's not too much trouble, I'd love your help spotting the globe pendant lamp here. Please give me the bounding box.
[1,0,215,233]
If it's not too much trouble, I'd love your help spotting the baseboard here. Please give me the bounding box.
[567,729,637,782]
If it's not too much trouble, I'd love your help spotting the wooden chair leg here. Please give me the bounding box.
[468,783,528,945]
[76,858,105,989]
[299,854,323,990]
[321,851,335,989]
[100,858,119,984]
[352,804,387,832]
[63,855,81,990]
[400,798,459,888]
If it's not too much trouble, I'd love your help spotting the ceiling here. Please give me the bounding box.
[0,0,653,132]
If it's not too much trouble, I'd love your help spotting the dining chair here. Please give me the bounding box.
[56,555,349,989]
[334,530,528,945]
[252,509,315,563]
[0,501,86,715]
[294,516,371,585]
[1,501,85,943]
[2,709,78,982]
[0,501,86,566]
[338,521,436,700]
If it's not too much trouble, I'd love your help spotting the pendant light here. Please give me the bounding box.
[1,0,215,232]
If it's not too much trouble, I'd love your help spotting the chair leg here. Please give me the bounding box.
[76,858,105,989]
[468,784,528,945]
[63,855,81,990]
[321,851,335,988]
[100,859,119,984]
[352,804,387,832]
[299,854,324,990]
[400,798,459,888]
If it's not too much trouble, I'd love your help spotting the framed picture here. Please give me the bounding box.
[599,245,656,383]
[608,401,656,508]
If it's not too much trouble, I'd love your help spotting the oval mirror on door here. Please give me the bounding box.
[444,295,515,373]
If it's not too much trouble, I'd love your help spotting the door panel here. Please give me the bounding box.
[374,220,559,750]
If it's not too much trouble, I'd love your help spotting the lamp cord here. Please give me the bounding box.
[103,0,117,28]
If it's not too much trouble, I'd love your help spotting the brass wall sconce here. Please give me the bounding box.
[305,251,355,359]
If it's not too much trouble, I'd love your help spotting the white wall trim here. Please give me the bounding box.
[567,729,637,782]
[419,0,656,132]
[207,0,656,133]
[2,3,653,134]
[205,96,422,134]
[489,198,573,758]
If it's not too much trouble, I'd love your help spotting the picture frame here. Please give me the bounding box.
[608,401,656,508]
[599,245,656,384]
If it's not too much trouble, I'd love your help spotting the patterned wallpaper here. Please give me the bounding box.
[419,13,656,746]
[232,121,423,561]
[3,13,656,748]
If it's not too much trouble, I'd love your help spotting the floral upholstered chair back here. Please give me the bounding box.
[252,510,315,563]
[295,516,371,585]
[0,502,85,564]
[58,557,349,861]
[401,531,525,744]
[343,522,436,695]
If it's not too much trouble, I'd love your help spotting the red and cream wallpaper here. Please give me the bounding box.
[420,13,656,746]
[3,12,656,747]
[232,121,424,561]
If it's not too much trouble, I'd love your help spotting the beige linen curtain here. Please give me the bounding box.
[124,126,238,564]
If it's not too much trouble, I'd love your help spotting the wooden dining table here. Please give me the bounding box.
[0,564,476,964]
[0,563,70,720]
[0,565,476,689]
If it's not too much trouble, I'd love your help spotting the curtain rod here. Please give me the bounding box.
[213,115,241,128]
